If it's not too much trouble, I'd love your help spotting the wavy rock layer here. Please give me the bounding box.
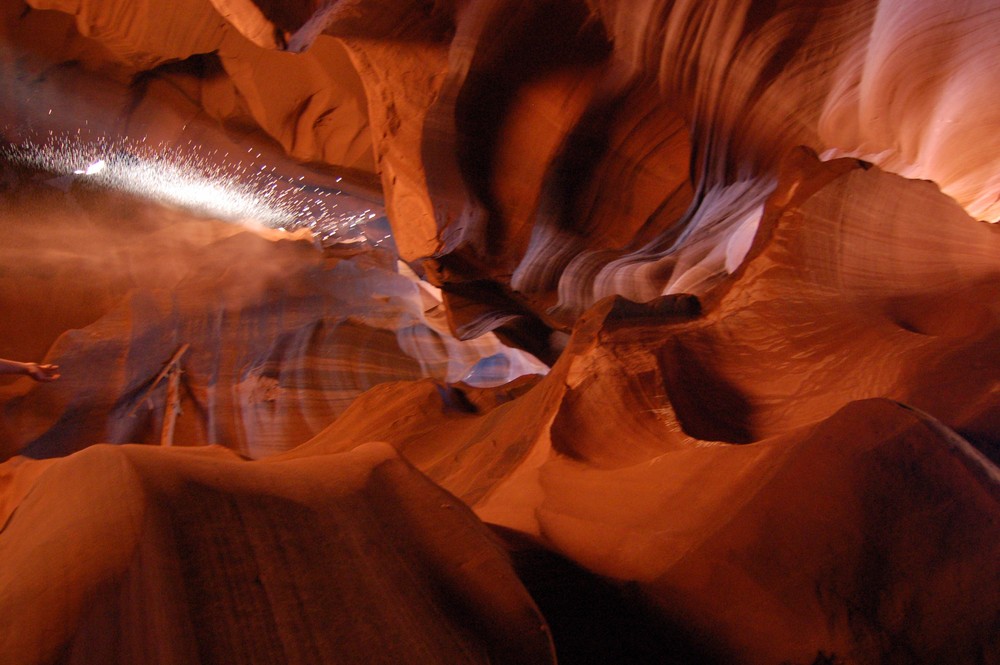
[13,0,1000,343]
[204,0,1000,345]
[1,1,999,664]
[0,442,554,664]
[282,153,1000,662]
[0,174,544,461]
[2,0,373,173]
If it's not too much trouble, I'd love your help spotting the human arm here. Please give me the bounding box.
[0,358,61,382]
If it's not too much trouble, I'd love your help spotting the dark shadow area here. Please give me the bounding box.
[492,526,725,665]
[657,335,754,444]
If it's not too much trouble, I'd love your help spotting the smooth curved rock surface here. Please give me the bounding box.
[281,151,1000,662]
[1,1,999,664]
[0,442,554,664]
[0,174,545,461]
[4,0,374,173]
[199,0,1000,341]
[13,0,1000,343]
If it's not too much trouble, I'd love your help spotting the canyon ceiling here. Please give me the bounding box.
[1,0,999,663]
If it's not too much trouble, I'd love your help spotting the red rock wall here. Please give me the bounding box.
[1,1,999,663]
[0,175,544,461]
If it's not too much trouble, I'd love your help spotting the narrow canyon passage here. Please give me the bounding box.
[1,1,998,663]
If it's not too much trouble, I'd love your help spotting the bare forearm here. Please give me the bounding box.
[0,359,60,381]
[0,358,28,375]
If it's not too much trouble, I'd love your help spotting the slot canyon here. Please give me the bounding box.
[1,0,998,663]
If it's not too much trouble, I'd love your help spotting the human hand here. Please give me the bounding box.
[25,363,60,382]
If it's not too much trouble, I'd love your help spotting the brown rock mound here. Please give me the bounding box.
[0,442,554,664]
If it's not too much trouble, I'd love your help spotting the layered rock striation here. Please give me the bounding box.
[0,442,554,664]
[1,0,999,663]
[0,172,544,461]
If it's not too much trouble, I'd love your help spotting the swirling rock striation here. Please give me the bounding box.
[285,152,1000,663]
[202,0,1000,345]
[1,1,999,664]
